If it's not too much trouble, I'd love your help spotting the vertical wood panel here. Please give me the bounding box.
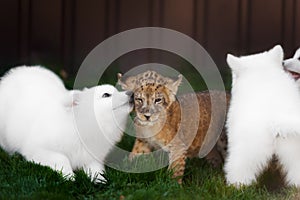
[61,0,75,73]
[106,0,119,37]
[238,0,250,54]
[119,0,150,31]
[194,0,206,45]
[163,0,194,37]
[248,0,283,52]
[118,0,151,72]
[157,0,195,72]
[0,0,19,68]
[151,0,162,27]
[205,0,239,68]
[73,0,106,71]
[295,0,300,49]
[282,0,295,57]
[18,0,31,64]
[30,0,62,67]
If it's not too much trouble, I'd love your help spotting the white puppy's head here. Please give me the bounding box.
[71,84,133,147]
[92,84,133,116]
[226,45,284,86]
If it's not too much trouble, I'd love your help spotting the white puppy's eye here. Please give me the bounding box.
[102,93,112,98]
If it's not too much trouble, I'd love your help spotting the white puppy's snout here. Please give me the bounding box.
[117,91,133,103]
[126,91,134,104]
[125,90,133,96]
[111,90,134,111]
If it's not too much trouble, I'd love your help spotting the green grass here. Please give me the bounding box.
[0,139,297,200]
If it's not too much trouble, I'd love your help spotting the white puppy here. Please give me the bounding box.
[0,66,132,182]
[225,45,300,187]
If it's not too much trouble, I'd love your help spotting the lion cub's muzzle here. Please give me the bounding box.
[137,109,160,124]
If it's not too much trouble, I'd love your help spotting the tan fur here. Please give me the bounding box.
[118,71,229,183]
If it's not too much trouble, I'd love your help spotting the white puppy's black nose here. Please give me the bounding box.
[126,91,134,104]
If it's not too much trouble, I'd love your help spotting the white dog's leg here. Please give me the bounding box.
[83,162,105,183]
[276,137,300,187]
[225,134,273,187]
[23,148,74,179]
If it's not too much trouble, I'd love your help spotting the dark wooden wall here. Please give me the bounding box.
[0,0,299,74]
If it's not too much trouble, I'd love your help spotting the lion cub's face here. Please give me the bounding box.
[133,84,172,124]
[118,71,182,125]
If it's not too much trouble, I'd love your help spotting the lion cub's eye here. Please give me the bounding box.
[102,93,112,98]
[135,98,143,103]
[154,98,163,104]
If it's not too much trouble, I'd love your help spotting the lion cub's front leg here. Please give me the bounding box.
[129,138,153,160]
[168,145,187,184]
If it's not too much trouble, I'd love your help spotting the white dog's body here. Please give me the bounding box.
[225,46,300,187]
[0,66,132,181]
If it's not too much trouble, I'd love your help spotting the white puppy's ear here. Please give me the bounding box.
[64,90,81,107]
[293,47,300,59]
[269,45,284,64]
[227,54,240,72]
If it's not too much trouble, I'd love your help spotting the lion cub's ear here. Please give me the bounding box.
[117,73,136,91]
[166,74,182,95]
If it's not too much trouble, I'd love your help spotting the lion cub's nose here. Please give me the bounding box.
[144,113,151,120]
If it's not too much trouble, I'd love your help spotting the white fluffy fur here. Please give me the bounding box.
[225,45,300,187]
[0,66,132,182]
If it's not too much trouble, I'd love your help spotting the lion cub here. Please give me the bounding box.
[118,71,228,183]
